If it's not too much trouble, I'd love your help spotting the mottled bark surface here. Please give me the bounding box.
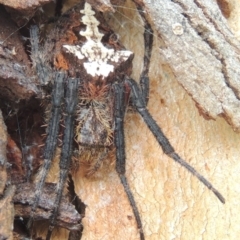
[0,7,38,103]
[140,0,240,131]
[1,0,240,239]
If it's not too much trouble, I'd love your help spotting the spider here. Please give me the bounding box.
[28,1,225,239]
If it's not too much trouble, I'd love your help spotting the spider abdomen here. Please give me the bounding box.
[75,104,113,147]
[75,81,114,148]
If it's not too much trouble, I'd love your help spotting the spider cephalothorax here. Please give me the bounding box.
[29,1,225,240]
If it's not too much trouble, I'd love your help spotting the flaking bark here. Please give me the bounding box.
[141,0,240,131]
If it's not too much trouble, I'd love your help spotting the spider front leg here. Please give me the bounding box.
[113,83,144,240]
[131,0,224,204]
[30,72,65,225]
[126,78,225,204]
[46,78,78,240]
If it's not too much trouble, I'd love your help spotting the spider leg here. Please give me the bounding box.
[134,1,153,105]
[46,78,78,240]
[113,83,145,240]
[30,26,52,85]
[29,72,65,226]
[126,78,225,204]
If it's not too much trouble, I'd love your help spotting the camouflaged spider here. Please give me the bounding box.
[29,1,225,239]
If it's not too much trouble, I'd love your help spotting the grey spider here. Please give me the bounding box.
[28,1,225,239]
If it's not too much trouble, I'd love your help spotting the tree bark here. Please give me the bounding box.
[141,0,240,131]
[1,0,240,239]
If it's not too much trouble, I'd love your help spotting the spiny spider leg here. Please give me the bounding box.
[134,1,153,105]
[113,83,144,240]
[30,26,51,85]
[46,78,78,240]
[126,78,225,204]
[29,72,65,226]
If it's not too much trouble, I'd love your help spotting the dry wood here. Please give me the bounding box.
[13,183,82,231]
[0,7,38,103]
[1,0,240,239]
